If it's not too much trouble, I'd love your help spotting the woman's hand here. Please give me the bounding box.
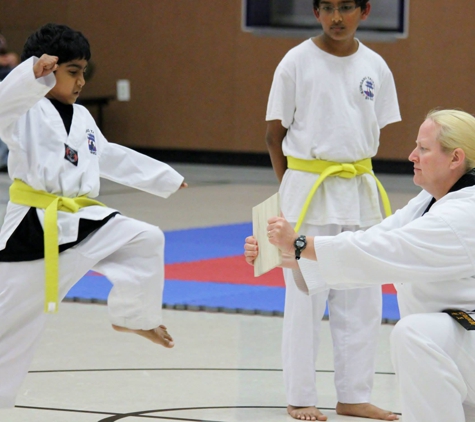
[266,216,297,254]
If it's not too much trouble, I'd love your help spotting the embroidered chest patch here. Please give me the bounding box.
[359,77,375,101]
[87,132,97,155]
[64,143,78,166]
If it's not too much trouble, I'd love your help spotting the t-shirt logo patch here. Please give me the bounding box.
[87,132,97,155]
[64,143,78,166]
[360,77,375,101]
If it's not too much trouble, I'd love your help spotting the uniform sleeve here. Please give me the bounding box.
[0,57,55,146]
[265,61,296,128]
[97,130,184,198]
[374,65,401,129]
[296,191,427,293]
[299,210,475,295]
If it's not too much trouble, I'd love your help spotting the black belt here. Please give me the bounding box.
[443,309,475,330]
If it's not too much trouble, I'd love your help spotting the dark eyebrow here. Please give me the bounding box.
[66,64,85,70]
[320,0,354,4]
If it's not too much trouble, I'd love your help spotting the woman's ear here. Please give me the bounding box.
[450,148,466,170]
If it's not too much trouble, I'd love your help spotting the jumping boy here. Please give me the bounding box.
[265,1,401,420]
[0,23,186,408]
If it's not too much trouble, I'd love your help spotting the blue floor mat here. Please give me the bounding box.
[65,275,400,321]
[66,274,111,302]
[164,223,252,263]
[66,276,284,315]
[65,222,400,322]
[164,280,285,315]
[381,293,400,322]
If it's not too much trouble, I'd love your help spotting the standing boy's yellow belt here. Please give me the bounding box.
[287,157,392,233]
[9,179,106,314]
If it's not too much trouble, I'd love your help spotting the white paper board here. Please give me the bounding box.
[252,192,282,276]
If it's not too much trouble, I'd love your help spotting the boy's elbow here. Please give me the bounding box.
[265,132,283,149]
[265,134,274,148]
[265,121,287,148]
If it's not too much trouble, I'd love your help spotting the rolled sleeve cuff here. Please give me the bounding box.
[297,257,328,294]
[295,236,334,294]
[298,236,367,295]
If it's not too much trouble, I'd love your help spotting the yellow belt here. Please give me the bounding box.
[9,179,105,313]
[287,157,392,233]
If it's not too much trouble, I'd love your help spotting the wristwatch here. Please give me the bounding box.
[294,235,307,260]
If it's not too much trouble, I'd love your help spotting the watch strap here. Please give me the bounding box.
[294,235,307,260]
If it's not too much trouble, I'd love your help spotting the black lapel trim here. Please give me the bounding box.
[423,168,475,215]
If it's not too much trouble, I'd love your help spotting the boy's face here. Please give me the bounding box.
[46,59,87,105]
[313,1,370,42]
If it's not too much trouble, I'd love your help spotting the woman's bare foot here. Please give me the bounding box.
[287,405,328,421]
[112,324,175,348]
[336,402,399,420]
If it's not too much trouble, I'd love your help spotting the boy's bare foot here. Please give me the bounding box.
[112,324,175,348]
[287,405,328,421]
[336,402,399,420]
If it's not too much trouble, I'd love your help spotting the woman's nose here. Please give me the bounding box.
[408,148,418,162]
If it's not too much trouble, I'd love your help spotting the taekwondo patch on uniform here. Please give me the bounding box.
[87,130,97,155]
[443,309,475,330]
[360,77,375,101]
[64,143,78,166]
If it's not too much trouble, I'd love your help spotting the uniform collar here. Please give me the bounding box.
[423,168,475,215]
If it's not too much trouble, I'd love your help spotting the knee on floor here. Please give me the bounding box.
[390,314,426,349]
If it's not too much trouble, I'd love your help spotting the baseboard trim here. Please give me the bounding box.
[134,148,413,175]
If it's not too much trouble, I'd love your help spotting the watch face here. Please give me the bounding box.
[296,240,305,248]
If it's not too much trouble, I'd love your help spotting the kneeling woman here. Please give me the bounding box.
[245,109,475,422]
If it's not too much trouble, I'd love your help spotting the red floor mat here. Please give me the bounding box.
[165,256,285,287]
[164,255,397,294]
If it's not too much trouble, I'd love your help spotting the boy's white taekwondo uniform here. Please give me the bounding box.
[297,173,475,422]
[0,57,184,408]
[266,38,400,405]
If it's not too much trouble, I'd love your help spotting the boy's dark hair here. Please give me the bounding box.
[313,0,369,11]
[21,23,91,64]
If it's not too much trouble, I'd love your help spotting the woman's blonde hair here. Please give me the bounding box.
[426,109,475,170]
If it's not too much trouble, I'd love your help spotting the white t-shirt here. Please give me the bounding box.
[266,39,401,226]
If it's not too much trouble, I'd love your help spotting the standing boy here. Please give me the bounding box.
[0,23,185,408]
[265,1,401,420]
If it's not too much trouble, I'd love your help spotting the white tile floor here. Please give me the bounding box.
[0,164,418,421]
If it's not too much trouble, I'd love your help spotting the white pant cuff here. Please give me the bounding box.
[336,394,372,404]
[110,316,162,331]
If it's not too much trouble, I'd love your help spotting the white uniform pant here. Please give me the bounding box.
[391,313,475,422]
[0,214,165,408]
[283,223,382,406]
